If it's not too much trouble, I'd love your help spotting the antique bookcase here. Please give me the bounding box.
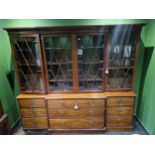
[5,24,143,134]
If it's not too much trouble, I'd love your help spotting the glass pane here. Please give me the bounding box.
[107,30,137,90]
[44,36,73,91]
[77,35,104,91]
[13,37,44,93]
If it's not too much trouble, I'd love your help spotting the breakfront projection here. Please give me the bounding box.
[6,24,142,134]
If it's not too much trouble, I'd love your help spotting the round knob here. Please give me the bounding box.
[32,109,37,116]
[74,104,79,110]
[60,110,64,115]
[89,120,93,124]
[89,110,93,115]
[117,119,121,123]
[117,107,122,112]
[61,121,64,126]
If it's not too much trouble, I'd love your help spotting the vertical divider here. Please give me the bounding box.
[72,34,79,93]
[103,32,110,91]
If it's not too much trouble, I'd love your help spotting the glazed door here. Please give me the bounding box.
[42,35,73,92]
[76,34,106,92]
[10,34,45,93]
[106,28,139,90]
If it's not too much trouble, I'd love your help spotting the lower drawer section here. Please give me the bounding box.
[20,108,47,117]
[22,117,48,129]
[49,119,104,129]
[48,108,104,118]
[106,116,133,127]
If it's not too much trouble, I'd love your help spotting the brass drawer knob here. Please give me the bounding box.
[60,110,64,115]
[117,119,122,123]
[74,104,79,110]
[60,103,64,106]
[32,109,37,116]
[89,120,93,124]
[117,108,122,112]
[89,110,93,115]
[32,101,36,107]
[33,121,38,126]
[90,102,94,107]
[60,121,65,126]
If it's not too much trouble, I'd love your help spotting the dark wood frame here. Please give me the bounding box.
[5,25,144,94]
[9,34,46,94]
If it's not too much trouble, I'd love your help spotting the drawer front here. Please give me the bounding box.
[18,99,46,108]
[47,99,105,109]
[107,106,134,116]
[20,108,47,117]
[22,117,48,129]
[49,119,104,129]
[107,97,134,107]
[48,108,104,118]
[106,116,133,127]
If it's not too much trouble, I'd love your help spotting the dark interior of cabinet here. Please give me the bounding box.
[12,37,45,93]
[7,25,141,94]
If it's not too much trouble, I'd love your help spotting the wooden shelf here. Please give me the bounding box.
[49,79,73,82]
[108,66,134,70]
[79,78,102,82]
[47,61,72,65]
[45,47,71,50]
[78,46,104,49]
[78,60,104,64]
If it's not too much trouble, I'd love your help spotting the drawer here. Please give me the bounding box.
[20,108,47,117]
[107,97,134,107]
[18,99,46,108]
[107,106,134,116]
[22,117,48,129]
[49,119,104,129]
[47,99,105,109]
[106,116,133,127]
[48,108,104,118]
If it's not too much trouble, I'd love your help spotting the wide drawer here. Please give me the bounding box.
[106,106,134,116]
[20,108,47,117]
[48,108,104,118]
[106,116,133,127]
[47,99,105,109]
[49,119,105,129]
[107,97,134,107]
[22,117,48,129]
[18,99,46,108]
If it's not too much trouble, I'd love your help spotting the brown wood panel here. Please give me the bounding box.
[22,117,48,129]
[17,92,135,99]
[49,119,104,129]
[48,108,104,118]
[72,34,79,92]
[50,129,106,134]
[106,116,133,127]
[47,99,105,109]
[106,106,134,116]
[18,99,46,108]
[106,126,133,132]
[20,108,47,117]
[46,91,135,99]
[107,97,134,103]
[107,97,134,107]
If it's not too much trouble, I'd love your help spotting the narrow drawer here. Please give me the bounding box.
[107,106,134,116]
[20,108,47,117]
[49,119,104,129]
[18,99,46,108]
[47,99,105,109]
[106,116,133,127]
[22,117,48,129]
[48,108,104,118]
[107,97,134,107]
